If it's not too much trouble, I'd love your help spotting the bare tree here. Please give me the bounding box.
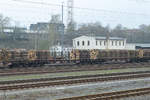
[0,14,10,34]
[49,15,61,46]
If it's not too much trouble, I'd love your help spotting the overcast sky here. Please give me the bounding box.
[0,0,150,28]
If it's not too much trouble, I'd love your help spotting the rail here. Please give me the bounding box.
[58,87,150,100]
[0,72,150,91]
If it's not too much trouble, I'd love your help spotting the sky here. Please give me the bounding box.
[0,0,150,28]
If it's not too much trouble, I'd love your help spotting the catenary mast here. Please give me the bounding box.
[67,0,74,28]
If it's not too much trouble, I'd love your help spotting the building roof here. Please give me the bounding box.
[134,43,150,47]
[73,35,125,40]
[50,45,73,48]
[95,36,125,40]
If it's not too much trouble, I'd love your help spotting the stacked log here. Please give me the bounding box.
[70,50,80,60]
[79,50,90,60]
[90,49,99,60]
[35,51,51,60]
[143,50,150,58]
[138,49,144,58]
[0,49,11,62]
[28,50,37,60]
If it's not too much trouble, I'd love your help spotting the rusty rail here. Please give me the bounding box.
[0,71,150,85]
[0,72,150,91]
[0,62,149,76]
[58,87,150,100]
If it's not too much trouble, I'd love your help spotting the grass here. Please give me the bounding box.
[0,67,150,81]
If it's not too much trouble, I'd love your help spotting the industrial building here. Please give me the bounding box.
[73,35,135,50]
[30,22,64,34]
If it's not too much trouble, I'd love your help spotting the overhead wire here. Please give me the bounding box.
[130,0,150,2]
[12,0,149,16]
[7,0,150,28]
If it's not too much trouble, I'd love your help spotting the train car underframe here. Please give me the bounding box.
[3,57,150,68]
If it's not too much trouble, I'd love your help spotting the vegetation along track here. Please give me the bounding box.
[0,62,150,76]
[58,87,150,100]
[0,71,150,91]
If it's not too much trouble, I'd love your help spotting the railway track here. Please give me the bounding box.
[0,71,150,91]
[0,71,150,85]
[59,88,150,100]
[0,62,149,76]
[58,87,150,100]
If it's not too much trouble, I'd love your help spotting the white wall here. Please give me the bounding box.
[73,36,127,50]
[73,36,96,50]
[125,44,136,50]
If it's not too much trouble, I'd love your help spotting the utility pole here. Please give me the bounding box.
[34,33,37,50]
[106,29,110,50]
[62,2,64,26]
[61,2,64,49]
[67,0,74,28]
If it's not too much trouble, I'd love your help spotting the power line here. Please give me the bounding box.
[129,0,150,3]
[2,3,148,25]
[67,0,74,26]
[5,0,150,28]
[131,0,150,1]
[12,0,149,16]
